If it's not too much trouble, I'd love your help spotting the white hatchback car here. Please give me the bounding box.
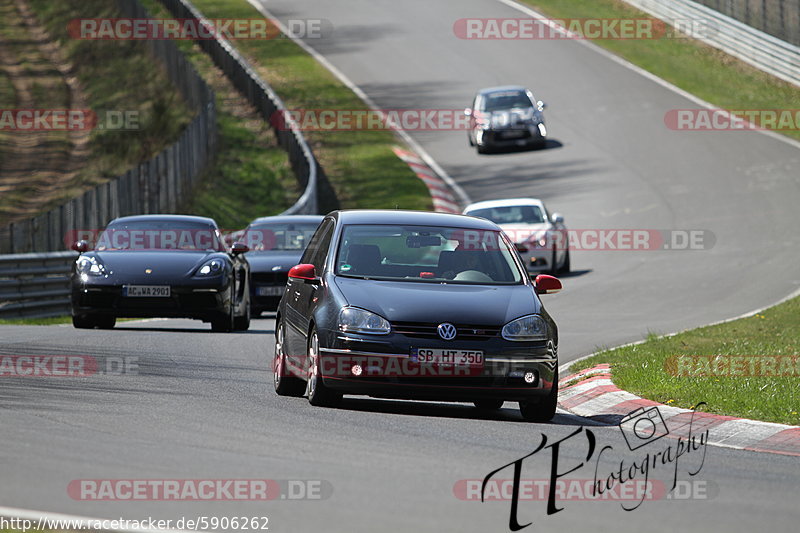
[463,198,569,275]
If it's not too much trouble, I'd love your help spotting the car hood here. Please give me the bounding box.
[88,251,222,279]
[333,277,539,326]
[246,251,303,273]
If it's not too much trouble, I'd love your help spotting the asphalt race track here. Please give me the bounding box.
[1,0,799,531]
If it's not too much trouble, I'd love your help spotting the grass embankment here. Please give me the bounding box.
[137,0,297,229]
[522,0,800,140]
[572,295,800,425]
[0,0,191,225]
[181,0,431,211]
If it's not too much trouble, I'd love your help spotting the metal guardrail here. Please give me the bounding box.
[624,0,800,86]
[0,0,342,319]
[158,0,338,216]
[0,251,76,319]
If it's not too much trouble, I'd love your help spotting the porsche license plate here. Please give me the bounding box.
[411,348,484,367]
[123,285,171,297]
[257,286,284,297]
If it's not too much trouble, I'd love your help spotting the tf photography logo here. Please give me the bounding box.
[478,404,710,530]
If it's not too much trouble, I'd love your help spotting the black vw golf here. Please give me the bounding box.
[273,210,563,422]
[70,214,251,332]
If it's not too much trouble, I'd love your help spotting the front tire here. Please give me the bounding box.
[519,371,558,423]
[72,314,96,329]
[559,249,571,274]
[211,302,234,332]
[233,303,250,331]
[273,321,305,397]
[306,330,342,407]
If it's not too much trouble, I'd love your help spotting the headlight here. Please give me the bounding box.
[196,258,226,276]
[537,123,547,136]
[529,232,548,248]
[76,256,105,276]
[338,307,391,335]
[502,315,547,341]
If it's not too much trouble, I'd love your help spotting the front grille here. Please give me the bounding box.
[251,272,288,284]
[391,322,501,341]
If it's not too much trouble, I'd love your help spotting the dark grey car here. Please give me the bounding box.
[465,85,547,153]
[273,210,564,422]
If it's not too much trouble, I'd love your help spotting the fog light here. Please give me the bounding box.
[351,364,363,376]
[524,372,536,384]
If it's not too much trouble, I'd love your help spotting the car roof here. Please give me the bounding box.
[464,198,545,212]
[248,215,325,226]
[332,209,501,230]
[477,85,529,96]
[108,214,218,226]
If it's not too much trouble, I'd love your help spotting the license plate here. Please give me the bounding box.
[123,285,171,297]
[257,286,284,297]
[411,348,484,367]
[502,130,526,139]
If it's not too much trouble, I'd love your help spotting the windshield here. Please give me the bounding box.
[96,220,225,252]
[244,222,320,252]
[481,91,533,112]
[335,224,524,284]
[468,205,545,225]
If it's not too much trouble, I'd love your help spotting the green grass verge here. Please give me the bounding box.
[140,0,297,229]
[24,0,192,195]
[522,0,800,141]
[0,316,142,325]
[184,0,431,211]
[0,315,72,325]
[571,295,800,425]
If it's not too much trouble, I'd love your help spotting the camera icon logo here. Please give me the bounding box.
[619,406,670,450]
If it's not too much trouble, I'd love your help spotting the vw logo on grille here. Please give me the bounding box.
[437,323,457,340]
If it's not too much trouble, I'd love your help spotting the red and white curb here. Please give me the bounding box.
[558,364,800,457]
[393,147,460,213]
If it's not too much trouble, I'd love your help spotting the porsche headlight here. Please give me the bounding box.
[338,307,391,335]
[196,258,226,276]
[76,256,105,276]
[502,315,547,341]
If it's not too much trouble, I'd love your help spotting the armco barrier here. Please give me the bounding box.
[0,0,217,254]
[624,0,800,86]
[0,251,76,319]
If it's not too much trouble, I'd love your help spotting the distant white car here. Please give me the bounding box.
[463,198,569,275]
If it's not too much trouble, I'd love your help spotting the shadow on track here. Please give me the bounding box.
[479,139,563,155]
[332,396,610,426]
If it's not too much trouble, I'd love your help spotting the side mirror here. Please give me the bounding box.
[464,107,472,117]
[231,241,250,254]
[71,240,89,253]
[551,213,564,224]
[536,100,547,111]
[288,263,317,282]
[534,274,562,295]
